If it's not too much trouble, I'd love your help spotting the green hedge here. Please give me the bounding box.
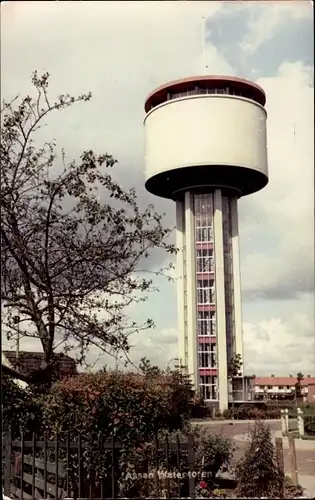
[232,404,281,420]
[304,416,315,436]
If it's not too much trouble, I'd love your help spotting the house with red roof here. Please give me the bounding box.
[253,376,315,402]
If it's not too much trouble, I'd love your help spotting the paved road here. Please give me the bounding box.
[191,418,281,440]
[192,420,315,477]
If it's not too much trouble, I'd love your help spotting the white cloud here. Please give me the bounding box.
[240,1,312,55]
[243,312,315,376]
[127,327,178,367]
[240,61,314,299]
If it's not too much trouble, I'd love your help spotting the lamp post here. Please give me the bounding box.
[13,315,20,362]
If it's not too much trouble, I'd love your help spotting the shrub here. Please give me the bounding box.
[233,404,264,420]
[193,426,234,485]
[234,420,284,498]
[304,415,315,435]
[284,476,304,497]
[42,368,193,441]
[214,409,225,420]
[195,483,213,498]
[233,402,282,420]
[222,408,233,420]
[223,405,283,420]
[265,407,281,419]
[191,393,209,419]
[212,488,228,498]
[194,485,227,498]
[2,374,43,438]
[264,401,281,419]
[39,367,194,497]
[191,404,209,419]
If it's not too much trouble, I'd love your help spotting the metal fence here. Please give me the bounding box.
[2,431,197,499]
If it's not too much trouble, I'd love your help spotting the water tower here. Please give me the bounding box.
[143,76,268,411]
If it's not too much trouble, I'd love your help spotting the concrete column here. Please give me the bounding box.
[184,191,198,389]
[297,408,304,437]
[213,189,228,412]
[281,410,286,435]
[230,197,244,372]
[284,409,289,434]
[176,200,186,370]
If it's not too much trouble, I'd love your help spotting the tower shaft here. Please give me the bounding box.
[176,189,244,411]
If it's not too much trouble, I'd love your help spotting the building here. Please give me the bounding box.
[3,351,77,382]
[307,383,315,403]
[144,76,268,411]
[254,376,315,402]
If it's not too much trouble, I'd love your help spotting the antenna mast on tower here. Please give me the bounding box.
[201,16,208,72]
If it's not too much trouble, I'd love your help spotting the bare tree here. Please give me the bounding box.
[1,71,176,384]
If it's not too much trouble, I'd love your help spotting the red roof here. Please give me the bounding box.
[144,75,266,112]
[254,377,315,387]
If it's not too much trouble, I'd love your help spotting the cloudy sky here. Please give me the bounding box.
[1,1,314,376]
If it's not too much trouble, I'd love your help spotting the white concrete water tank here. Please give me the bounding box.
[144,75,268,200]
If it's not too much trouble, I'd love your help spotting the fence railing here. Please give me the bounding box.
[3,431,197,499]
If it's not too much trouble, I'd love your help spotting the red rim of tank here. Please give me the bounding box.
[144,75,266,112]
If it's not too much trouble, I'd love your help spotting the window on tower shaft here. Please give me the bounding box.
[197,310,216,337]
[198,343,216,369]
[194,194,213,244]
[199,375,217,400]
[196,227,213,243]
[197,279,215,305]
[196,248,214,270]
